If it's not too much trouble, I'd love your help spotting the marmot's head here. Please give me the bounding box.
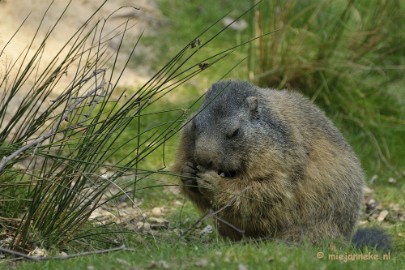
[190,80,289,179]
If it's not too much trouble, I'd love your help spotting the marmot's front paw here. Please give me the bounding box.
[180,162,199,192]
[197,170,222,197]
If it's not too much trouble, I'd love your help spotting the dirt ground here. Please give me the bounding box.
[0,0,163,123]
[0,0,161,91]
[1,0,163,80]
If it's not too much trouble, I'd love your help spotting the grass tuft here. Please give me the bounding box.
[248,0,405,175]
[0,1,253,252]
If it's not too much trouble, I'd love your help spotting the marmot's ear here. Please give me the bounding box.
[246,96,259,118]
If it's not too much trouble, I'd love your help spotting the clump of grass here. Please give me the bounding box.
[0,1,251,253]
[248,0,404,173]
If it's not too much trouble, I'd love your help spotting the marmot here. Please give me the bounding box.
[174,79,391,250]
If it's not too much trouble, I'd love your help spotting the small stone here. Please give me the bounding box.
[136,221,144,230]
[149,217,169,229]
[369,175,378,183]
[149,217,168,223]
[238,263,248,270]
[116,258,130,265]
[388,177,396,184]
[363,186,374,194]
[389,203,400,211]
[365,198,377,214]
[158,260,170,269]
[12,163,26,170]
[200,225,213,236]
[59,251,68,257]
[367,198,376,205]
[28,247,47,257]
[174,200,183,206]
[195,258,209,267]
[357,220,368,226]
[143,222,151,231]
[118,202,128,208]
[152,207,162,217]
[377,210,389,222]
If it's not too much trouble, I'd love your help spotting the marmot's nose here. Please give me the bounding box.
[195,146,218,170]
[195,135,220,170]
[195,155,214,170]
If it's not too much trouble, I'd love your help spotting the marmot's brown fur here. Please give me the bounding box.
[174,80,390,249]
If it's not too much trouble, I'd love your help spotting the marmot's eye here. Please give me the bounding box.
[226,128,240,139]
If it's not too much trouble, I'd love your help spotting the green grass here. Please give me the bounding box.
[106,0,405,268]
[1,0,404,269]
[8,188,405,269]
[9,221,405,270]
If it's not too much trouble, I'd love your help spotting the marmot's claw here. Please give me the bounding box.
[196,170,221,196]
[181,162,199,190]
[183,162,197,175]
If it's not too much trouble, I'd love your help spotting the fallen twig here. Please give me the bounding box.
[0,244,132,261]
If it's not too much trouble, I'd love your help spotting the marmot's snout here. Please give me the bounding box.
[194,140,217,169]
[195,135,240,178]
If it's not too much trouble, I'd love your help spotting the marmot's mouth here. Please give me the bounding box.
[218,170,238,178]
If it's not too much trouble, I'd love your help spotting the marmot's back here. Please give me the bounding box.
[174,79,364,243]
